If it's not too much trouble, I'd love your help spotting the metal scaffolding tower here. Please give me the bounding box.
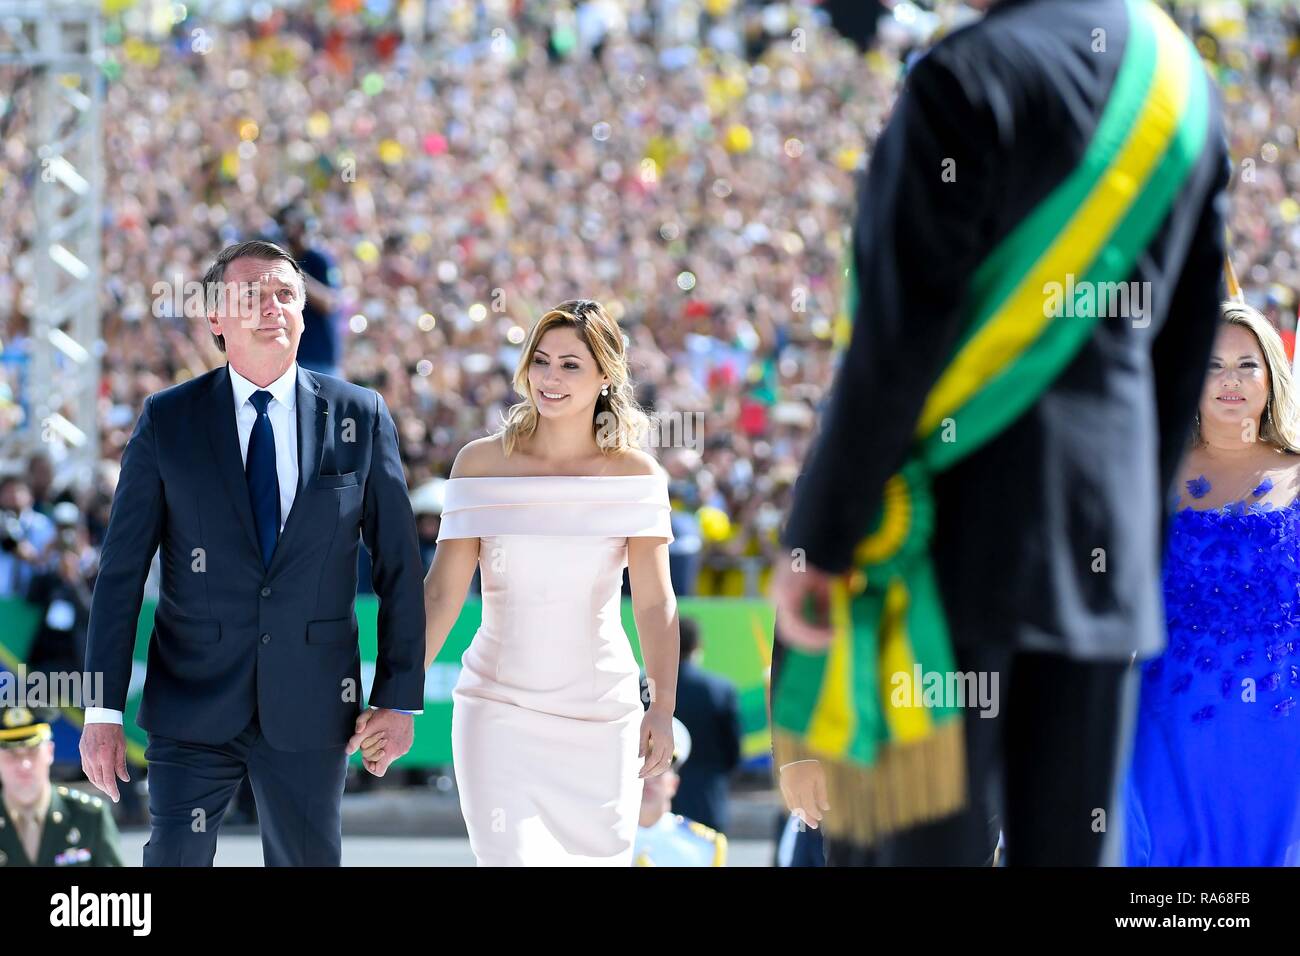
[0,0,102,486]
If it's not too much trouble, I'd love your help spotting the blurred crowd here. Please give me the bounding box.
[1195,1,1300,351]
[1,0,1299,626]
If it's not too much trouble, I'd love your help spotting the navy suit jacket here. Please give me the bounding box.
[84,364,426,751]
[672,661,742,833]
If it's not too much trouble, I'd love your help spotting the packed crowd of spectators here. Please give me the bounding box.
[1,0,1298,629]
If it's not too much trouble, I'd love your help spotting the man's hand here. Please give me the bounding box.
[80,724,129,803]
[772,560,838,650]
[348,708,414,777]
[779,759,830,830]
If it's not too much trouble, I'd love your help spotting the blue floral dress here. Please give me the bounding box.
[1126,492,1300,865]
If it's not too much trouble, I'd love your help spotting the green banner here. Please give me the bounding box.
[0,597,775,769]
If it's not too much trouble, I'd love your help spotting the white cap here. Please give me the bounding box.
[410,478,447,516]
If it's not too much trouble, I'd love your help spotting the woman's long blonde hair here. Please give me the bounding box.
[1193,301,1300,453]
[498,299,650,456]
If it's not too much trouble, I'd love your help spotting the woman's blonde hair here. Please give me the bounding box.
[1193,300,1300,453]
[498,299,650,456]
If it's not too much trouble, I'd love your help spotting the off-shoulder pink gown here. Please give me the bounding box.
[435,475,675,866]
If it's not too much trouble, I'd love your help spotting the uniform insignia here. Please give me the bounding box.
[1,707,32,729]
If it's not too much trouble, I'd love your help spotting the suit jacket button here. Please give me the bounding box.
[260,633,271,645]
[260,587,272,597]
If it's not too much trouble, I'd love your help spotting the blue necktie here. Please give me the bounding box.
[246,389,281,569]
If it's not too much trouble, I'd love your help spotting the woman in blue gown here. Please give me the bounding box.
[1127,301,1300,866]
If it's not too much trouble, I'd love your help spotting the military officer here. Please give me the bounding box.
[633,718,727,867]
[0,705,123,867]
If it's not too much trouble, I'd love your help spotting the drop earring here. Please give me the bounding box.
[601,384,609,397]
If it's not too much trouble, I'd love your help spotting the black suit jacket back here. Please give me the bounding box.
[783,0,1231,660]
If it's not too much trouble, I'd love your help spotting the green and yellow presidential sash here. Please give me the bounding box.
[772,0,1214,846]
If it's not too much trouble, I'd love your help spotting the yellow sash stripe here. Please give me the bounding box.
[879,578,932,742]
[805,578,857,754]
[914,9,1191,437]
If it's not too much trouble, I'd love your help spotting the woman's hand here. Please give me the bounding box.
[638,708,675,778]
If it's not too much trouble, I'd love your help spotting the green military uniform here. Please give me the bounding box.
[0,706,124,867]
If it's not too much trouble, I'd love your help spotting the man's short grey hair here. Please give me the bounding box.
[202,239,307,353]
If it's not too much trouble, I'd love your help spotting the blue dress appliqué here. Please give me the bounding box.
[1126,497,1300,865]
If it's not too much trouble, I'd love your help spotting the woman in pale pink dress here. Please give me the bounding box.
[396,299,678,865]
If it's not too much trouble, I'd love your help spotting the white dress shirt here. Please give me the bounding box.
[228,360,300,532]
[85,363,299,727]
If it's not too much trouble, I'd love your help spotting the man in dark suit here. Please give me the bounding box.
[670,617,742,833]
[773,0,1230,865]
[79,240,426,866]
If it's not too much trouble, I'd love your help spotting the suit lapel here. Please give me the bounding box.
[206,365,262,561]
[268,366,326,575]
